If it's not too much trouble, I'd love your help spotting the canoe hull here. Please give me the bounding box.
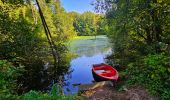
[92,70,112,82]
[92,63,119,82]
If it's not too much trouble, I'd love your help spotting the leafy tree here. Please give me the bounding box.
[94,0,170,99]
[0,0,72,95]
[73,11,104,36]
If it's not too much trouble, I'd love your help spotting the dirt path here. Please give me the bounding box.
[80,86,159,100]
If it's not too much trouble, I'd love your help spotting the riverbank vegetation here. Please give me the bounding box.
[0,0,82,99]
[94,0,170,99]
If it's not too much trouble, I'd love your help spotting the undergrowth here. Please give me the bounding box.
[0,60,82,100]
[121,54,170,100]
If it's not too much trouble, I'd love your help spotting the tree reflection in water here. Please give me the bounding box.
[17,58,71,94]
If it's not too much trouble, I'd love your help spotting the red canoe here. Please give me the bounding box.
[92,63,119,82]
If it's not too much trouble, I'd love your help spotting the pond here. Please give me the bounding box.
[64,35,112,95]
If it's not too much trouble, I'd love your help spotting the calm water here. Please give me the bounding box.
[64,35,112,95]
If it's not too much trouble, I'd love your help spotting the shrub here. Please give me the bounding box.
[19,84,82,100]
[0,60,23,99]
[0,60,82,100]
[124,54,170,100]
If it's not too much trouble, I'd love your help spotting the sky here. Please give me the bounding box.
[60,0,95,13]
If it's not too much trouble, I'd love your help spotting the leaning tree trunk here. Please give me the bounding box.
[35,0,58,71]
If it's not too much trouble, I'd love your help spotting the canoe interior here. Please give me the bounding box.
[92,63,118,82]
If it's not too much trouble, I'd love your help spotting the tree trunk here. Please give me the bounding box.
[151,0,162,42]
[145,27,152,44]
[35,0,58,70]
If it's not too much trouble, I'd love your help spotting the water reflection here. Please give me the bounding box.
[18,36,112,95]
[17,57,70,94]
[64,35,112,95]
[69,36,111,57]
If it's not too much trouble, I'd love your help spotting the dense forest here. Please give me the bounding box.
[0,0,170,100]
[71,11,108,36]
[93,0,170,99]
[0,0,106,99]
[0,0,82,99]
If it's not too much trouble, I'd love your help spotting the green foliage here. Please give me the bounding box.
[73,11,106,36]
[94,0,170,99]
[19,84,82,100]
[0,60,81,99]
[19,91,81,100]
[1,0,24,4]
[96,17,109,35]
[0,60,23,100]
[0,0,73,98]
[124,54,170,99]
[0,0,46,61]
[96,0,170,58]
[52,3,76,40]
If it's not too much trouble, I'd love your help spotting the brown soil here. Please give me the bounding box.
[80,86,159,100]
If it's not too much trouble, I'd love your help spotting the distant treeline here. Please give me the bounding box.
[68,11,108,36]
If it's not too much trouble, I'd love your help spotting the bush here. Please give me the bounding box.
[0,60,23,99]
[0,60,82,100]
[124,54,170,100]
[19,84,82,100]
